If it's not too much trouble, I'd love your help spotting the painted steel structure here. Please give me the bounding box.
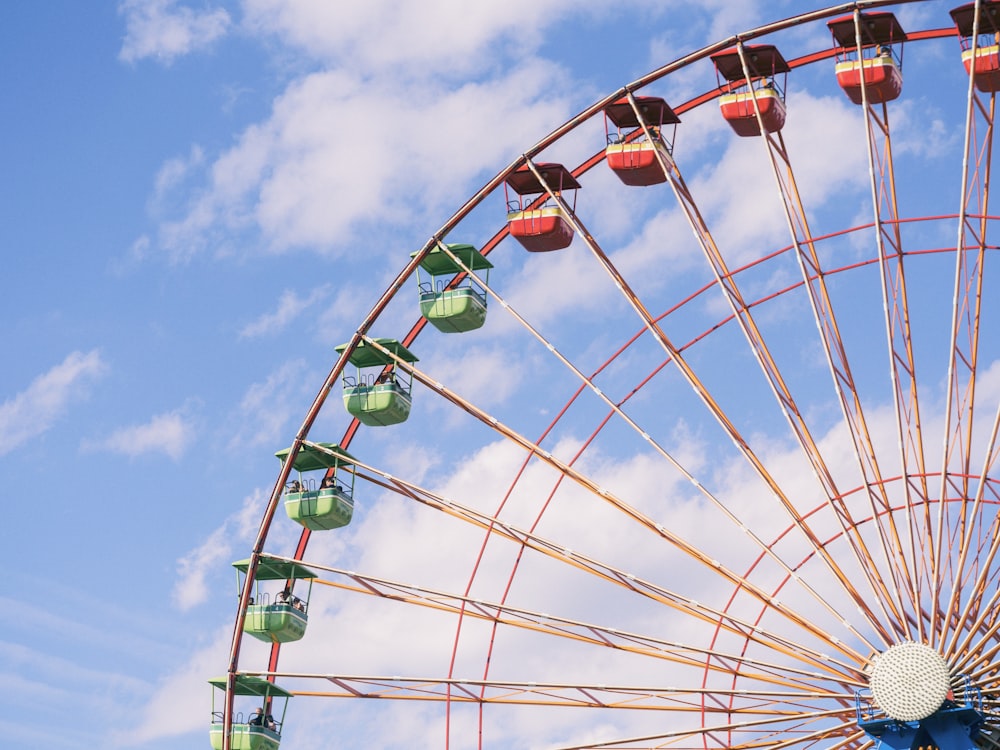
[218,1,1000,748]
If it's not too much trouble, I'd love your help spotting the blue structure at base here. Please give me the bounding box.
[857,682,985,749]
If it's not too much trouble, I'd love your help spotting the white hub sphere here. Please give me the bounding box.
[869,642,950,722]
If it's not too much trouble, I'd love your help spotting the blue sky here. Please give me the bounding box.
[4,1,1000,748]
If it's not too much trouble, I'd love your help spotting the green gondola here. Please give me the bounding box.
[276,442,356,530]
[209,674,292,750]
[410,243,492,333]
[233,555,317,643]
[334,338,419,426]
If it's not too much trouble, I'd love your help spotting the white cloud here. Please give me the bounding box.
[421,343,528,418]
[496,242,611,333]
[313,282,387,347]
[83,408,196,460]
[155,60,574,260]
[226,359,314,449]
[885,97,958,159]
[239,285,331,338]
[245,423,872,745]
[242,0,572,75]
[110,234,152,276]
[111,624,232,745]
[0,350,107,456]
[118,0,230,64]
[172,489,265,610]
[152,145,205,209]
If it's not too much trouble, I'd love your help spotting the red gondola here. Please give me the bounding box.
[951,2,1000,92]
[828,12,906,105]
[603,96,680,186]
[711,45,789,137]
[504,163,580,252]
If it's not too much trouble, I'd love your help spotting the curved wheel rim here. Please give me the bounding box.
[223,3,1000,748]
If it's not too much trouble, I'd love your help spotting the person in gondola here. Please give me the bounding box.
[375,368,396,386]
[249,707,264,726]
[276,588,291,605]
[321,474,337,489]
[288,479,302,493]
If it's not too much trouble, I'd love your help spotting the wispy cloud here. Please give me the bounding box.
[152,60,575,261]
[110,624,233,745]
[83,408,196,460]
[226,359,313,449]
[141,0,597,263]
[172,489,265,610]
[118,0,230,65]
[239,285,331,338]
[152,145,205,210]
[241,0,570,75]
[0,350,107,456]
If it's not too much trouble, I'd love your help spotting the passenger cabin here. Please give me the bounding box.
[411,243,492,333]
[234,555,317,643]
[603,96,680,186]
[505,163,581,252]
[276,442,356,530]
[209,674,291,750]
[711,45,790,137]
[951,2,1000,92]
[828,12,906,105]
[335,338,418,426]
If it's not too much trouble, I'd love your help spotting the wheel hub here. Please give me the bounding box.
[869,642,951,722]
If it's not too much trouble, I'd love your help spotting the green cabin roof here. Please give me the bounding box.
[335,337,418,367]
[411,243,493,275]
[275,442,354,471]
[232,554,317,581]
[209,674,294,698]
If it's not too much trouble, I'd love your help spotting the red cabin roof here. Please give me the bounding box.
[950,2,1000,36]
[603,96,680,129]
[711,45,790,82]
[505,163,581,195]
[827,12,907,47]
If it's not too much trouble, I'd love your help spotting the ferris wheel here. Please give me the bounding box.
[211,1,1000,748]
